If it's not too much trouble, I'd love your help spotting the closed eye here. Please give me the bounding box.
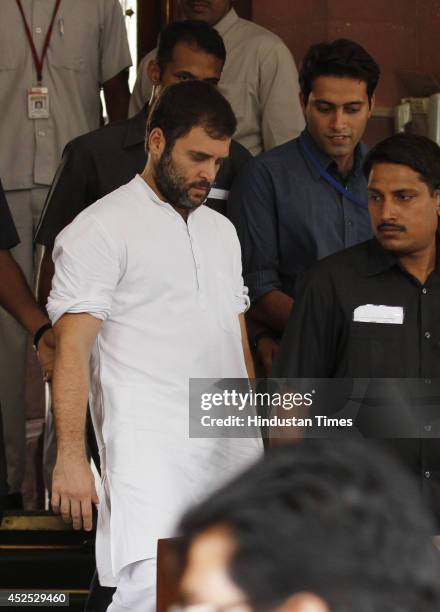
[344,104,362,114]
[315,102,332,114]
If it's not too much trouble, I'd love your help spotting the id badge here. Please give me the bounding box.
[28,87,50,119]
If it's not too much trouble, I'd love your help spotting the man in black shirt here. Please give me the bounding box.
[35,20,250,309]
[0,179,54,512]
[273,134,440,524]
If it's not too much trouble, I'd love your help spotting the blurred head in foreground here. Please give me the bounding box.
[175,439,440,612]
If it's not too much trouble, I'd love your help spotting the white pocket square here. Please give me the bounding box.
[353,304,404,325]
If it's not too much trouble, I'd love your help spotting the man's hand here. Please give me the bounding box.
[257,336,280,375]
[36,328,55,382]
[51,453,99,531]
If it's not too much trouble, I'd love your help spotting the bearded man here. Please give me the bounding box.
[47,81,262,612]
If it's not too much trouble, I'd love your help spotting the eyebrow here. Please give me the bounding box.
[188,150,228,162]
[173,71,219,85]
[174,70,197,79]
[314,99,364,106]
[368,187,420,194]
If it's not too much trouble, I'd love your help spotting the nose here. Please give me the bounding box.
[378,196,398,221]
[330,108,347,132]
[199,160,217,184]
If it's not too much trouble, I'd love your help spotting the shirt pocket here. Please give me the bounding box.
[348,321,407,377]
[47,34,86,73]
[46,11,99,74]
[216,271,242,337]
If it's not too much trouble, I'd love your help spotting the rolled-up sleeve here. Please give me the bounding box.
[47,213,124,325]
[228,158,281,303]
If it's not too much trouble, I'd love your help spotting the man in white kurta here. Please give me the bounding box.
[47,81,262,611]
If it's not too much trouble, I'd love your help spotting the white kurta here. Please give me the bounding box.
[47,176,263,586]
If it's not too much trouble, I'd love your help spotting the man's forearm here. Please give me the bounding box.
[37,247,55,314]
[239,313,255,379]
[103,70,130,122]
[52,315,100,455]
[0,250,49,334]
[250,290,294,334]
[52,347,89,456]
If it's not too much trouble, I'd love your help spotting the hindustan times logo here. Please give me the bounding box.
[200,389,314,411]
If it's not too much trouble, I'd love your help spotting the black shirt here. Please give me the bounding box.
[0,179,19,250]
[272,237,440,523]
[35,108,251,248]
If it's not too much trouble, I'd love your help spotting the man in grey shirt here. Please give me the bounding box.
[0,0,132,506]
[130,0,304,155]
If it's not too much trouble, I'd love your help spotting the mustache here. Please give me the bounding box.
[377,223,406,232]
[189,180,211,191]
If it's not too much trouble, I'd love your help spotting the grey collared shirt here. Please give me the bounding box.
[228,129,373,302]
[0,0,132,191]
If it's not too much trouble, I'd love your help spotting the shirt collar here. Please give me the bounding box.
[365,234,440,278]
[300,128,367,181]
[123,107,148,149]
[214,7,239,37]
[135,174,167,209]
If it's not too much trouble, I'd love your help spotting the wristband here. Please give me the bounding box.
[33,322,52,351]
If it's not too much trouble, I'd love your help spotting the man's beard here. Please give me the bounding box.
[154,147,211,211]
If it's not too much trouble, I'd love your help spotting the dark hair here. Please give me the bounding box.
[299,38,380,104]
[146,80,236,150]
[178,439,440,612]
[364,133,440,193]
[156,20,226,73]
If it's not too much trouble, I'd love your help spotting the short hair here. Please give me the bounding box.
[146,80,236,151]
[156,20,226,73]
[299,38,380,104]
[364,133,440,193]
[178,439,440,612]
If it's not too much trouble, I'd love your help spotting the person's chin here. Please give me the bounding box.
[325,143,353,158]
[191,190,209,203]
[375,234,405,252]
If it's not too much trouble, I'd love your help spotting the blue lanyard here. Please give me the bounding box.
[298,135,368,210]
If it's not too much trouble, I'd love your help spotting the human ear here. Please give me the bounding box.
[147,60,161,86]
[147,127,166,158]
[368,93,376,118]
